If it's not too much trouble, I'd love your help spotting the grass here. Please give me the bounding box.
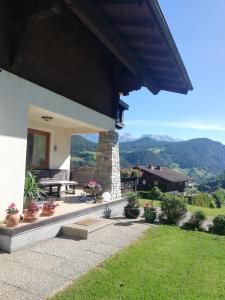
[51,226,225,300]
[140,199,225,217]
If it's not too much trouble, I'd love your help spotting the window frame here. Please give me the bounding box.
[27,128,50,169]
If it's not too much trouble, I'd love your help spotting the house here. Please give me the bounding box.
[0,0,192,221]
[137,165,191,192]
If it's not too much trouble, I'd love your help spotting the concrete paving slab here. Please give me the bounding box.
[0,259,71,297]
[0,250,64,273]
[0,285,41,300]
[0,216,150,299]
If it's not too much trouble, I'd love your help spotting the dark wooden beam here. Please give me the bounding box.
[154,76,183,86]
[140,57,175,69]
[148,68,180,79]
[64,0,160,94]
[135,48,170,58]
[13,0,63,18]
[10,18,30,73]
[112,19,155,29]
[95,0,144,5]
[0,1,12,69]
[64,0,141,75]
[126,35,163,46]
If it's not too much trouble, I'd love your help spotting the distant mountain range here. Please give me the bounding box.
[71,135,225,182]
[119,132,181,142]
[82,132,181,143]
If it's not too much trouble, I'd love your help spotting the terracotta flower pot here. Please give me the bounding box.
[42,207,56,216]
[5,213,20,227]
[23,209,39,222]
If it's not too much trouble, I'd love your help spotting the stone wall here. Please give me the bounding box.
[95,131,121,199]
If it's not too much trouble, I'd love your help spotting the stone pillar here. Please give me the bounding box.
[96,130,121,199]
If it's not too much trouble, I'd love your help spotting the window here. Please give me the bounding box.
[154,180,159,186]
[26,129,50,169]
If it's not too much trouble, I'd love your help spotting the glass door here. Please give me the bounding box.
[26,129,50,169]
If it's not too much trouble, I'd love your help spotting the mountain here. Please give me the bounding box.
[120,137,169,152]
[70,135,225,182]
[80,134,98,143]
[119,132,181,143]
[141,134,182,142]
[71,135,96,154]
[119,132,135,142]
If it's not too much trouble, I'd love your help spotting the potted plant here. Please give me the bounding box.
[24,203,42,222]
[42,200,59,216]
[143,201,157,223]
[5,203,20,227]
[124,192,140,219]
[83,180,102,200]
[24,170,45,209]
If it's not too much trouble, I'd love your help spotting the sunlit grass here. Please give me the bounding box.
[51,226,225,300]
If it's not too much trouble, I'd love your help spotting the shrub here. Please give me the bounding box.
[143,201,157,223]
[124,192,140,219]
[160,198,187,225]
[126,192,140,208]
[182,211,206,231]
[138,191,151,199]
[148,187,162,200]
[190,193,215,208]
[213,189,225,208]
[209,215,225,235]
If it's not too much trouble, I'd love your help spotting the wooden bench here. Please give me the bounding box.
[35,169,78,197]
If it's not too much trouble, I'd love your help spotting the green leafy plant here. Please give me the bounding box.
[148,187,162,200]
[24,170,45,208]
[209,215,225,235]
[213,188,225,208]
[126,192,140,209]
[143,201,157,223]
[124,192,140,219]
[182,210,206,231]
[159,197,187,225]
[190,193,215,208]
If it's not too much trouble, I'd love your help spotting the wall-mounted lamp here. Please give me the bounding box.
[41,116,53,122]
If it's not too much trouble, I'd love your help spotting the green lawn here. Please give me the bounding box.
[51,227,225,300]
[140,199,225,217]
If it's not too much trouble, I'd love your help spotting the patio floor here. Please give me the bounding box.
[0,213,151,299]
[0,189,123,229]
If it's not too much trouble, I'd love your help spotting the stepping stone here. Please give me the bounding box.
[61,218,114,240]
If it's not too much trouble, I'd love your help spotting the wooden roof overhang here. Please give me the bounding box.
[0,0,192,98]
[67,0,193,95]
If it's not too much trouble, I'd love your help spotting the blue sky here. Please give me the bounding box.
[121,0,225,144]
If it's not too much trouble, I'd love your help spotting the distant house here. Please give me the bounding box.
[137,165,191,193]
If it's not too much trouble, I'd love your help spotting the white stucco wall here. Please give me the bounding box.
[0,70,115,220]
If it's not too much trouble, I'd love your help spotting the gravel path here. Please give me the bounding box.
[0,217,151,299]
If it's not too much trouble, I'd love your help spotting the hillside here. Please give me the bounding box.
[70,135,225,181]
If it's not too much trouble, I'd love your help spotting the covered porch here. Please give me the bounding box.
[0,71,122,221]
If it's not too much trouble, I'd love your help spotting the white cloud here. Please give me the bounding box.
[126,120,225,132]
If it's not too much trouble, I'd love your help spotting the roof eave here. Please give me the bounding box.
[147,0,193,92]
